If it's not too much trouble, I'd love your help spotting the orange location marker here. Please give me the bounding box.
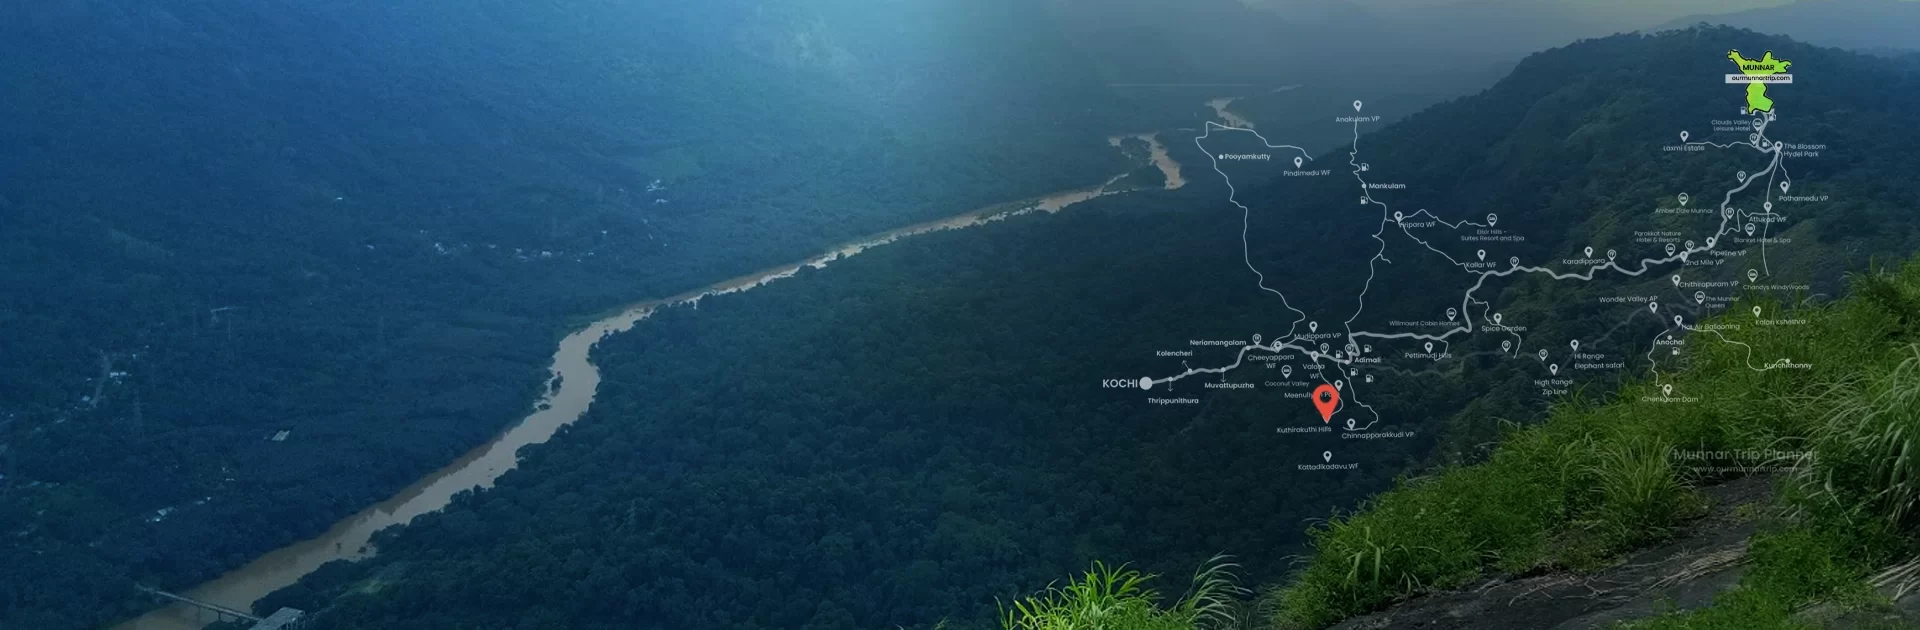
[1312,384,1339,423]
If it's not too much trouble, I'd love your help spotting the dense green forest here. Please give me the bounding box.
[8,1,1920,627]
[239,28,1920,630]
[0,1,1189,627]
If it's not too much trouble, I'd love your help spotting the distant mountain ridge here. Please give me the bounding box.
[1660,0,1920,53]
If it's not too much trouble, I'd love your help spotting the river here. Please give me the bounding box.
[117,133,1183,629]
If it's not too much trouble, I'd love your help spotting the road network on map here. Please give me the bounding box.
[1137,49,1806,432]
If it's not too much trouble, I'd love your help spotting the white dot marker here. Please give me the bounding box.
[1487,213,1498,227]
[1139,377,1153,390]
[1353,100,1363,112]
[1501,340,1512,352]
[1477,249,1486,261]
[1680,131,1690,142]
[1550,363,1559,375]
[1748,269,1759,282]
[1309,321,1318,333]
[1424,342,1434,353]
[1570,340,1580,351]
[1294,157,1304,168]
[1695,291,1706,304]
[1672,274,1682,287]
[1446,308,1457,321]
[1678,193,1690,206]
[1584,246,1594,258]
[1493,313,1503,325]
[1323,450,1334,462]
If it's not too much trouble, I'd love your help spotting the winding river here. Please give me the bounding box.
[119,134,1184,629]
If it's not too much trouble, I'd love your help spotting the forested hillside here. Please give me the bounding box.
[251,27,1920,630]
[0,1,1170,627]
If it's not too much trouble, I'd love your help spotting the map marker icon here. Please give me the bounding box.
[1695,291,1707,304]
[1502,340,1511,352]
[1748,269,1760,282]
[1649,301,1658,313]
[1678,193,1689,206]
[1680,131,1689,142]
[1353,100,1363,112]
[1781,181,1790,193]
[1312,384,1340,423]
[1294,157,1304,168]
[1478,249,1486,261]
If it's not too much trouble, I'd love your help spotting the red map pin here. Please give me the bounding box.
[1312,384,1339,423]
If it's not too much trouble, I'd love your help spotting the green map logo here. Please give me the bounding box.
[1727,49,1793,113]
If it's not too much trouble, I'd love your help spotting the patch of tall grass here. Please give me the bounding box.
[1000,555,1247,630]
